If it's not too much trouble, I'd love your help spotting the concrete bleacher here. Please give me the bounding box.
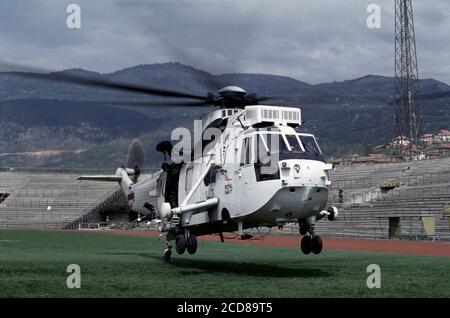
[1,158,449,240]
[316,156,450,241]
[0,172,120,229]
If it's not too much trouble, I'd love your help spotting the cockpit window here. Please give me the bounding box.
[255,132,325,163]
[284,135,304,153]
[299,135,322,156]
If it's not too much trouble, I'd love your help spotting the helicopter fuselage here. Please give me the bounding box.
[123,105,334,239]
[77,89,337,260]
[177,111,331,236]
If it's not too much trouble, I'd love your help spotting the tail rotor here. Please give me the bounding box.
[126,138,145,182]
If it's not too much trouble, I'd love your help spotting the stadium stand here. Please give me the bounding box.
[0,171,120,229]
[316,157,450,241]
[1,157,449,241]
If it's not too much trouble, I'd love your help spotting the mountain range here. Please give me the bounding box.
[0,62,449,169]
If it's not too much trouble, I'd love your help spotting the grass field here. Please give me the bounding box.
[0,229,449,298]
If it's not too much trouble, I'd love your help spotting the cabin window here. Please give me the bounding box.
[240,139,245,166]
[256,134,273,165]
[245,138,251,165]
[185,166,194,192]
[203,167,216,186]
[157,176,165,196]
[255,134,280,181]
[240,137,252,166]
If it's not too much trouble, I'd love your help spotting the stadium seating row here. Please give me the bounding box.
[316,157,450,241]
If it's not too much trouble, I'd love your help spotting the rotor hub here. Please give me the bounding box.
[217,86,247,96]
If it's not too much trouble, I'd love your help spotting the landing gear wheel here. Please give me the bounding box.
[299,223,308,236]
[301,235,312,254]
[186,234,198,255]
[175,234,186,255]
[327,207,338,221]
[311,236,323,254]
[163,248,172,262]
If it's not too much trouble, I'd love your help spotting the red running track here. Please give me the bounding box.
[105,230,450,257]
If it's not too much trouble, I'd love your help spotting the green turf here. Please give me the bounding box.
[0,230,448,298]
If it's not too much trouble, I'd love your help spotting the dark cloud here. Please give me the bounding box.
[0,0,448,84]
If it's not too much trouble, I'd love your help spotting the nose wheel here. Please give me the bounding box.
[311,235,323,254]
[300,235,312,254]
[299,218,323,255]
[301,234,323,255]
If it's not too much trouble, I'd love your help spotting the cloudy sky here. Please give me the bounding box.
[0,0,448,84]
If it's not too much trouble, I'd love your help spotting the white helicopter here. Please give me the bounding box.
[7,66,338,262]
[78,86,338,262]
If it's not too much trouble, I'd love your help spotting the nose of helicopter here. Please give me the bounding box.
[269,185,329,220]
[278,159,332,188]
[264,159,332,220]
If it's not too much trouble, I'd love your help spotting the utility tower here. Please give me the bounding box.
[394,0,422,149]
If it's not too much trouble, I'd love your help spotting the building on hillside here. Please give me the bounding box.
[421,133,434,144]
[438,130,450,142]
[391,135,410,147]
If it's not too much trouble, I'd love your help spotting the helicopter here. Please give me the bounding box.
[5,64,338,262]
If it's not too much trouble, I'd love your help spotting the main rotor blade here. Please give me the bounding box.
[0,62,208,101]
[20,97,211,108]
[82,99,211,108]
